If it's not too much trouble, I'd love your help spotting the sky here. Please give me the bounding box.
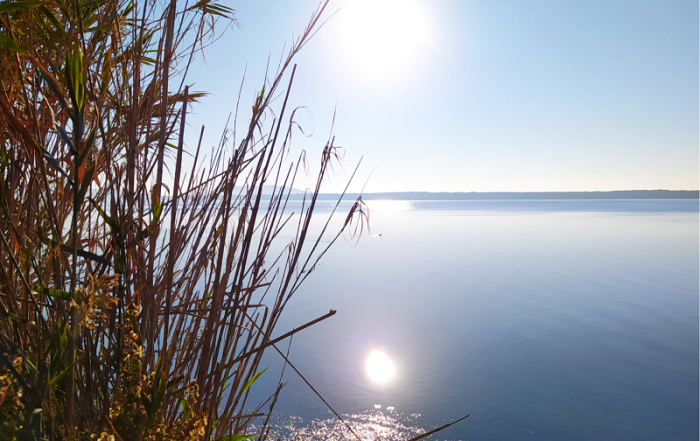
[185,0,699,193]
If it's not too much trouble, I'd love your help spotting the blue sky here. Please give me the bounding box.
[186,0,698,193]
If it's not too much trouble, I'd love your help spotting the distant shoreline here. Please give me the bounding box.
[295,190,699,201]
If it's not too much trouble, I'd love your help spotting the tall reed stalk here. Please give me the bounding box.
[0,1,368,439]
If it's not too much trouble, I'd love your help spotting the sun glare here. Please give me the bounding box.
[339,0,429,79]
[366,350,396,384]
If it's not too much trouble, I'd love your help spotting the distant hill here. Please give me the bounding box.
[294,190,699,200]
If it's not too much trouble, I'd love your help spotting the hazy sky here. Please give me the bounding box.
[186,0,699,193]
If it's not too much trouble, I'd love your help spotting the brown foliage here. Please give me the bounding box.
[0,0,364,439]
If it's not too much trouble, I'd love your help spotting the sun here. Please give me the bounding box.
[365,349,396,384]
[338,0,430,80]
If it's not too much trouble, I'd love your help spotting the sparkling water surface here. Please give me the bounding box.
[246,199,698,440]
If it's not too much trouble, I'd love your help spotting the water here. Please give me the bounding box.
[245,199,699,440]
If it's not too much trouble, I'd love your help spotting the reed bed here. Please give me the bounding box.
[0,0,371,439]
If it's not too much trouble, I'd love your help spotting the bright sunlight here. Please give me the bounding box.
[339,0,429,79]
[366,349,396,384]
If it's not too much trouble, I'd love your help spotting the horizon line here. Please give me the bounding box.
[298,189,699,200]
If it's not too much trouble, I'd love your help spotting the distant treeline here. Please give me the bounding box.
[293,190,699,200]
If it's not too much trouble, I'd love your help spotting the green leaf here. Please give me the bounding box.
[47,323,69,379]
[238,367,267,397]
[0,0,43,14]
[186,0,235,18]
[217,374,228,404]
[100,49,112,93]
[216,435,257,441]
[32,285,72,300]
[0,33,27,55]
[142,357,167,421]
[23,356,37,377]
[152,200,163,223]
[121,0,134,17]
[141,55,156,66]
[50,325,65,367]
[66,45,85,112]
[49,357,79,387]
[7,312,27,323]
[90,199,118,232]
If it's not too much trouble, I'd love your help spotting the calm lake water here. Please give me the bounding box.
[247,199,699,441]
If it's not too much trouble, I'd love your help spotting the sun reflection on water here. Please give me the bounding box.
[260,410,426,441]
[365,350,396,384]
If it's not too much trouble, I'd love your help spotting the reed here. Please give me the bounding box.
[0,0,369,439]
